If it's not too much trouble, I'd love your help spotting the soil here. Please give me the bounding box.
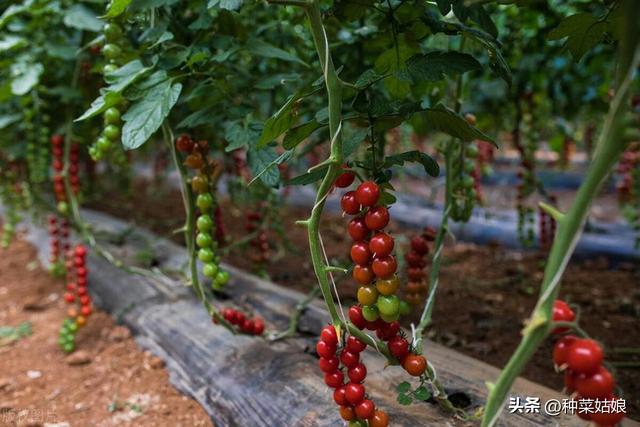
[0,235,213,427]
[85,178,640,420]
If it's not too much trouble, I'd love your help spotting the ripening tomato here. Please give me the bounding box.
[365,206,389,230]
[369,232,394,258]
[320,325,338,346]
[319,356,340,373]
[317,340,336,358]
[553,335,578,367]
[324,370,344,388]
[340,350,360,368]
[351,242,372,265]
[339,406,355,421]
[405,251,425,268]
[355,181,380,207]
[348,306,367,329]
[357,286,378,306]
[344,382,365,405]
[566,339,603,375]
[368,410,389,427]
[341,192,361,215]
[410,236,430,255]
[353,265,374,285]
[407,267,425,281]
[355,399,375,419]
[403,354,427,376]
[372,256,397,279]
[333,386,349,406]
[388,336,409,359]
[575,366,614,398]
[348,217,370,241]
[345,336,366,353]
[552,300,576,334]
[335,169,356,188]
[375,275,399,296]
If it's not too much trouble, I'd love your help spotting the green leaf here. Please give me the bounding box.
[283,121,323,149]
[548,13,606,61]
[0,4,26,29]
[396,381,411,393]
[397,393,413,406]
[343,126,369,158]
[121,81,182,150]
[374,45,416,99]
[224,120,261,152]
[10,62,43,96]
[420,104,495,144]
[104,60,153,93]
[383,150,439,177]
[0,114,20,129]
[0,35,26,52]
[247,39,309,68]
[286,166,328,186]
[75,91,123,122]
[208,0,243,11]
[355,69,384,89]
[468,5,498,38]
[258,94,301,147]
[64,5,103,32]
[104,0,132,18]
[247,146,284,187]
[406,51,481,82]
[413,386,431,401]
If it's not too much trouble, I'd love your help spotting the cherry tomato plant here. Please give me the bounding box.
[0,0,639,425]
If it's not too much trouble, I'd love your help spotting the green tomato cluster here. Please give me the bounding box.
[0,179,22,248]
[58,318,78,354]
[22,95,50,184]
[450,142,478,222]
[196,193,230,291]
[89,22,126,162]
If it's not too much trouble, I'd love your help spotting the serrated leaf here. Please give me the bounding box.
[64,4,103,32]
[258,94,301,147]
[247,145,282,187]
[104,60,152,93]
[247,39,309,67]
[285,166,328,186]
[383,150,439,177]
[355,69,384,89]
[548,13,606,61]
[283,121,323,149]
[421,104,495,144]
[397,393,413,405]
[396,382,411,393]
[413,386,431,401]
[343,126,368,158]
[10,62,43,96]
[407,51,481,82]
[374,44,416,99]
[75,91,123,122]
[121,81,182,150]
[103,0,132,18]
[0,35,26,52]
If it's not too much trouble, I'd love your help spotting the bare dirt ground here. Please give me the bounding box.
[0,235,213,427]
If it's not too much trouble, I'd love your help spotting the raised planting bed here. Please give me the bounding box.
[7,206,637,427]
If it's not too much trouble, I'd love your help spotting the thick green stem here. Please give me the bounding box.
[302,1,344,326]
[481,5,640,425]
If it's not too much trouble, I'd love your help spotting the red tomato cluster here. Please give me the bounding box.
[246,210,270,266]
[316,324,389,427]
[538,201,557,252]
[404,228,436,305]
[218,307,265,335]
[48,215,70,267]
[616,149,638,202]
[551,300,624,426]
[63,244,93,323]
[51,135,80,212]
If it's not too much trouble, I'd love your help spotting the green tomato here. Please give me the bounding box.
[468,188,477,201]
[198,248,214,263]
[380,311,400,323]
[196,193,213,211]
[399,300,412,316]
[215,270,230,286]
[203,263,218,278]
[57,337,66,346]
[461,174,474,189]
[464,158,476,174]
[377,294,400,317]
[103,64,118,75]
[96,136,112,152]
[68,323,78,333]
[63,342,75,354]
[57,201,69,215]
[103,23,123,42]
[102,43,122,60]
[3,223,14,232]
[466,143,479,158]
[104,107,121,124]
[361,305,379,322]
[196,232,213,248]
[196,215,213,232]
[104,124,121,141]
[349,420,367,427]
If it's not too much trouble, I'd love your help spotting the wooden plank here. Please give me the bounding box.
[6,206,637,427]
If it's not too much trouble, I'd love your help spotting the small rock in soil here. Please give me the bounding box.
[149,356,165,369]
[107,326,131,342]
[26,370,42,379]
[65,350,92,366]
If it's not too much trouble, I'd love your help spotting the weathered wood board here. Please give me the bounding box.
[5,206,637,427]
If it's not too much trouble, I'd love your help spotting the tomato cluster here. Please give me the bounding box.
[551,300,625,426]
[0,175,22,249]
[218,307,265,335]
[47,215,70,277]
[538,200,557,252]
[177,134,230,291]
[23,97,50,185]
[51,135,80,215]
[473,140,495,204]
[515,97,538,247]
[340,179,409,322]
[58,244,92,353]
[316,324,389,427]
[404,228,435,305]
[246,210,270,267]
[450,114,480,222]
[88,18,128,163]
